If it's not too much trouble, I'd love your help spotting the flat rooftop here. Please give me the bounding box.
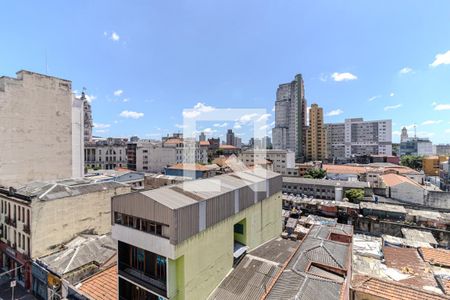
[282,177,369,188]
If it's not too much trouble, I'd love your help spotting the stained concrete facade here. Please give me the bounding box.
[0,70,83,187]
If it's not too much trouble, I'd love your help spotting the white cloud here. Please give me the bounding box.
[368,95,381,102]
[256,113,271,122]
[119,110,144,119]
[399,67,413,74]
[434,103,450,111]
[384,104,402,111]
[259,124,270,130]
[114,89,123,96]
[392,131,401,136]
[74,91,96,103]
[270,121,275,126]
[213,122,228,128]
[234,123,242,129]
[93,123,111,129]
[389,92,395,97]
[326,109,344,116]
[331,72,357,82]
[421,120,442,125]
[175,124,186,129]
[182,102,215,119]
[401,124,416,130]
[237,113,258,124]
[445,129,450,134]
[319,73,328,82]
[203,128,216,135]
[111,32,120,41]
[123,98,130,103]
[417,131,435,137]
[430,50,450,67]
[272,106,275,112]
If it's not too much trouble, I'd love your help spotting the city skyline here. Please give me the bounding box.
[1,1,450,143]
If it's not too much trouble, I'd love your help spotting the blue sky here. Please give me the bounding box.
[1,1,450,143]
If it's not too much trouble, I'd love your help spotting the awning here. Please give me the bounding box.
[233,242,248,259]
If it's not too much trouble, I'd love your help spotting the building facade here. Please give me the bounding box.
[112,169,282,300]
[0,180,130,289]
[241,149,295,175]
[435,144,450,156]
[134,141,177,173]
[83,93,93,143]
[226,129,235,146]
[272,74,307,161]
[306,103,326,161]
[326,118,392,162]
[85,138,128,170]
[0,70,84,187]
[399,137,433,156]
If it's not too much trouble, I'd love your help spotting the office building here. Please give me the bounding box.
[400,137,433,156]
[306,103,326,161]
[226,129,235,146]
[435,144,450,156]
[112,169,282,300]
[326,118,392,162]
[199,132,206,142]
[272,74,307,161]
[0,70,84,187]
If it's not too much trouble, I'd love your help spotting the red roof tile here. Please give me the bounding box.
[78,265,117,300]
[419,247,450,268]
[352,275,448,300]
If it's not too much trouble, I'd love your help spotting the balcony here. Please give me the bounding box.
[118,262,167,298]
[5,217,16,228]
[23,224,30,234]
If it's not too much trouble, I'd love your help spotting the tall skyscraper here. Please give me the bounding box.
[306,103,326,161]
[272,74,307,161]
[226,129,235,146]
[199,132,206,142]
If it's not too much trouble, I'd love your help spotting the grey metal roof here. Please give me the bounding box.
[38,235,115,276]
[360,201,407,214]
[10,179,126,201]
[140,169,279,210]
[283,177,369,188]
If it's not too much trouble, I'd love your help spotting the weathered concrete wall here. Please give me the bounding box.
[390,183,425,205]
[30,185,130,258]
[0,71,74,187]
[424,191,450,210]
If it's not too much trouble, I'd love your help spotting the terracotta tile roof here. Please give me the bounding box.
[219,144,239,150]
[167,163,210,171]
[419,247,450,268]
[352,275,449,300]
[383,246,437,288]
[78,265,117,300]
[381,173,422,188]
[199,140,210,146]
[323,164,367,175]
[164,138,183,145]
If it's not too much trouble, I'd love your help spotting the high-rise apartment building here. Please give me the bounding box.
[306,103,326,161]
[326,118,392,162]
[272,74,307,161]
[0,70,84,187]
[226,129,235,146]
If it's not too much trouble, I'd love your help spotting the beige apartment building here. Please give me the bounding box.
[306,103,327,161]
[0,179,130,289]
[0,70,84,187]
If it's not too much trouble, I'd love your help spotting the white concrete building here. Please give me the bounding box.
[135,141,177,173]
[0,70,84,187]
[241,149,295,175]
[163,138,208,164]
[326,118,392,162]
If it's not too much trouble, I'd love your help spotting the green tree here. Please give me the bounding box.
[345,189,364,203]
[304,168,327,179]
[400,155,423,170]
